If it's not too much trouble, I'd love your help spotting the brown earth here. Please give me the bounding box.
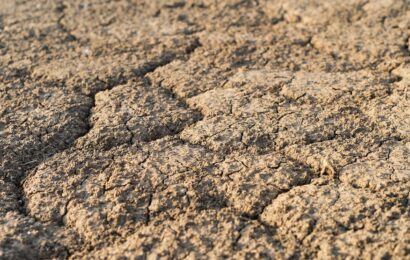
[1,0,409,259]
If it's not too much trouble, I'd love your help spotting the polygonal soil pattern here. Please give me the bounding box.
[1,0,409,259]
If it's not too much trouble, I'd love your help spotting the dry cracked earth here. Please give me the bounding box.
[1,0,410,259]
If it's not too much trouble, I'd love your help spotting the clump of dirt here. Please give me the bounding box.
[1,0,409,259]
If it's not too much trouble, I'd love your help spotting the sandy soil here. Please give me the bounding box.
[0,0,409,259]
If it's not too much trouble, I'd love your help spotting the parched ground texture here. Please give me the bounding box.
[0,0,410,259]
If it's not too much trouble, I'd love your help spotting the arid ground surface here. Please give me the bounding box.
[1,0,410,259]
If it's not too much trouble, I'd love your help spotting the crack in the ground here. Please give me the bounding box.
[2,37,204,257]
[3,0,410,258]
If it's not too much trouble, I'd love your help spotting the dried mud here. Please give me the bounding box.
[0,0,409,259]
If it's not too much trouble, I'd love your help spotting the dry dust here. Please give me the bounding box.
[0,0,409,259]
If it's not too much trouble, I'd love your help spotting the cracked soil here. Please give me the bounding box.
[0,0,410,259]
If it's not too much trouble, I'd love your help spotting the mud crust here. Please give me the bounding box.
[1,0,409,259]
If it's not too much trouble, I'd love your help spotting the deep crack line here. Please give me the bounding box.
[10,38,204,250]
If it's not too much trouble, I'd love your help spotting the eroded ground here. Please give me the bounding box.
[0,0,409,259]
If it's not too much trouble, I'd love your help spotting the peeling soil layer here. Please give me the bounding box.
[0,0,409,259]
